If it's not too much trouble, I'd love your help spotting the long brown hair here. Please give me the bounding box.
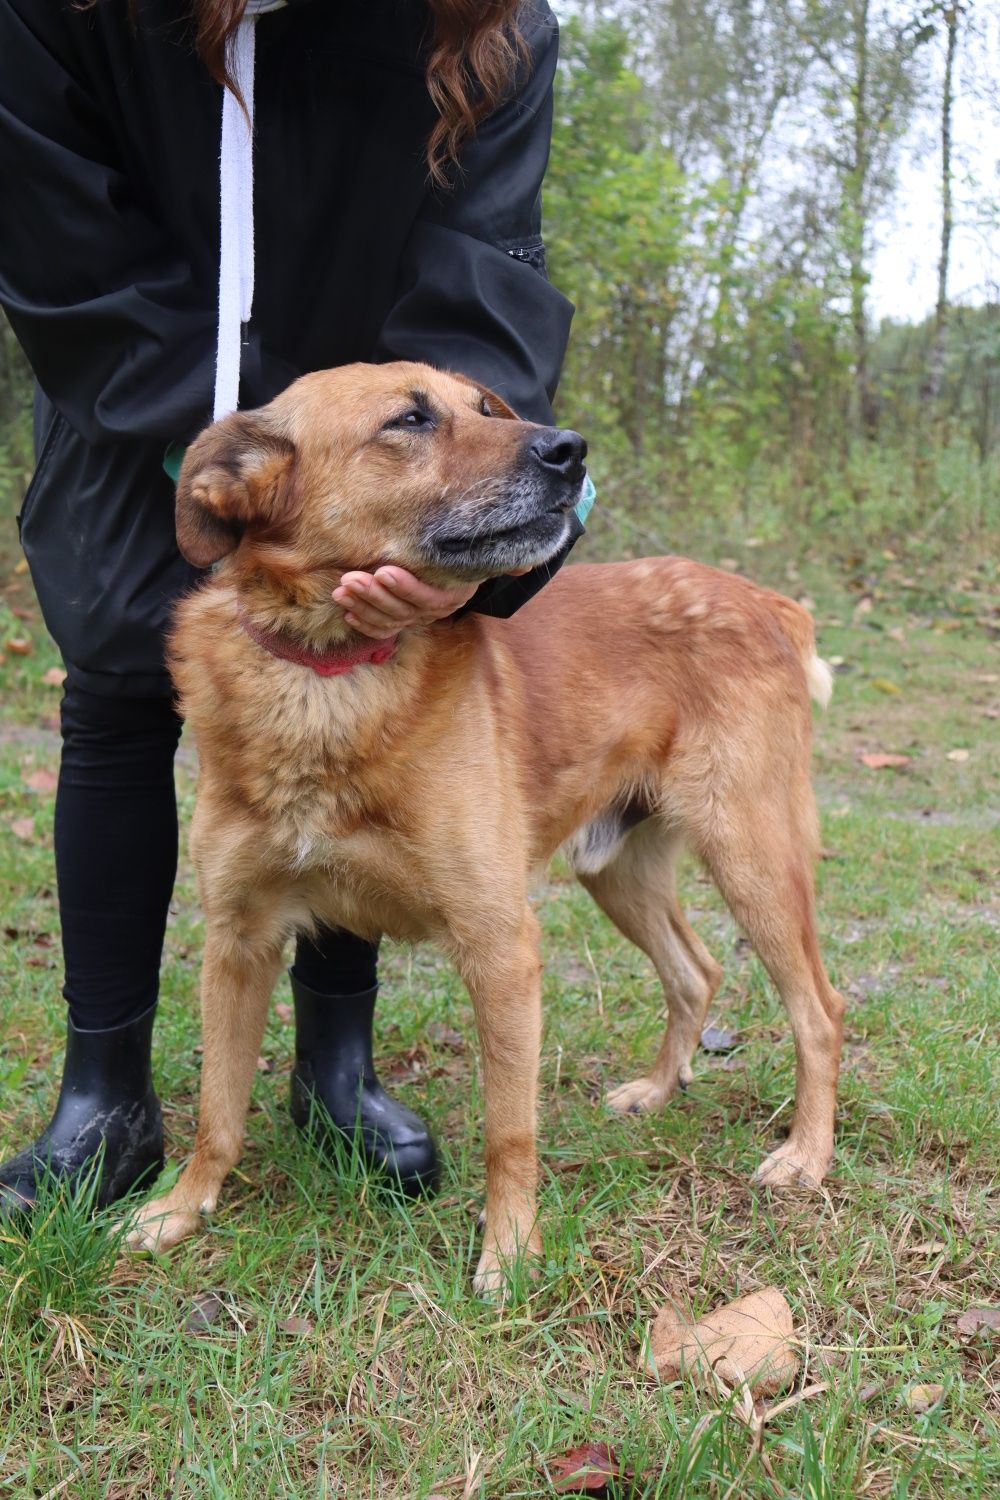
[189,0,525,183]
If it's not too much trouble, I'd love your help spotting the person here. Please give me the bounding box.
[0,0,593,1215]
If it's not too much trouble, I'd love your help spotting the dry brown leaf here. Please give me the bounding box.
[946,748,970,763]
[274,1002,293,1023]
[42,667,67,687]
[10,818,35,841]
[859,752,911,770]
[256,1056,272,1073]
[5,637,32,656]
[648,1288,800,1397]
[13,559,29,575]
[278,1316,314,1335]
[905,1383,945,1414]
[427,1021,465,1051]
[955,1306,1000,1339]
[546,1442,626,1495]
[700,1026,740,1053]
[23,767,58,794]
[185,1293,223,1332]
[974,673,999,684]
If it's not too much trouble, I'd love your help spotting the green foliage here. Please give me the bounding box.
[543,7,998,556]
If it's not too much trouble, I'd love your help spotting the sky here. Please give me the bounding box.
[869,8,1000,323]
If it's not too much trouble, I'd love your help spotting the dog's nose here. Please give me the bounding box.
[530,428,588,482]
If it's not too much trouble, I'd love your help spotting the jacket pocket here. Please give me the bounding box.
[16,409,67,538]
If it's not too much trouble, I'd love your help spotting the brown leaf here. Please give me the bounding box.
[955,1306,1000,1339]
[278,1315,314,1335]
[859,752,911,770]
[547,1442,625,1495]
[5,637,32,656]
[10,606,35,622]
[427,1021,465,1051]
[42,667,67,687]
[23,767,58,794]
[256,1056,272,1073]
[10,818,35,841]
[274,1001,293,1023]
[701,1026,740,1053]
[185,1292,223,1332]
[649,1288,800,1397]
[14,559,29,575]
[946,748,970,763]
[905,1383,944,1414]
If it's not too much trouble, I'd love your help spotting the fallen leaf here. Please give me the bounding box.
[10,606,34,621]
[858,1382,884,1404]
[955,1306,1000,1339]
[546,1442,625,1495]
[256,1056,272,1072]
[859,753,911,770]
[14,559,29,575]
[5,637,32,656]
[871,677,902,695]
[427,1021,465,1051]
[10,818,35,841]
[185,1292,223,1331]
[905,1383,944,1414]
[278,1315,314,1335]
[701,1026,740,1053]
[974,673,999,685]
[908,1240,947,1257]
[23,767,58,793]
[946,748,969,763]
[274,1002,293,1023]
[649,1288,800,1397]
[41,667,67,687]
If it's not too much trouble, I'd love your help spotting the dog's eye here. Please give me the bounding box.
[480,396,493,417]
[385,407,434,432]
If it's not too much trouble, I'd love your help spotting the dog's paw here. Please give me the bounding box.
[472,1226,541,1302]
[605,1076,672,1116]
[754,1144,826,1193]
[124,1195,202,1254]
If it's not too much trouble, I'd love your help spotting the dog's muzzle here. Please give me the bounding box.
[421,428,588,580]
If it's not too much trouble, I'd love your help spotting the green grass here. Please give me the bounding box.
[1,529,998,1497]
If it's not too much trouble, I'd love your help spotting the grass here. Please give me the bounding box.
[1,512,998,1497]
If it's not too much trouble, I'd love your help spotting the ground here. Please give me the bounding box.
[1,531,998,1498]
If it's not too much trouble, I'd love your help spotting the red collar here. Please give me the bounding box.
[240,612,397,677]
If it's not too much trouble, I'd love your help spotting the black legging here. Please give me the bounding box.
[56,685,378,1030]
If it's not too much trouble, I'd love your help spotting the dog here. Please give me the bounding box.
[127,362,844,1294]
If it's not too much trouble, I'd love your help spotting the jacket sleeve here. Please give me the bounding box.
[0,1,232,446]
[375,0,582,619]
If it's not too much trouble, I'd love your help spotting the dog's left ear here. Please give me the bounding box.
[176,410,296,568]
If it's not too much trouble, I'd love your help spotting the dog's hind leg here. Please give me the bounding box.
[695,789,844,1190]
[127,919,285,1251]
[576,819,722,1116]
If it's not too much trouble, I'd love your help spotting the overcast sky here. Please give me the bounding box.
[870,7,999,323]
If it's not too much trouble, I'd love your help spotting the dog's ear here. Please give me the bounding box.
[449,372,520,422]
[176,410,296,568]
[481,385,519,421]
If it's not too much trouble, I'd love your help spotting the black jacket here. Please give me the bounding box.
[0,0,577,696]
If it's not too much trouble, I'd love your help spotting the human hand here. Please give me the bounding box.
[332,566,481,639]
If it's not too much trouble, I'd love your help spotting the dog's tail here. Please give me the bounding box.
[770,594,833,710]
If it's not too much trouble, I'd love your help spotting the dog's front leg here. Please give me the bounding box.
[127,923,283,1252]
[455,910,543,1298]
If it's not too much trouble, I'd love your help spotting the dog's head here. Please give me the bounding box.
[175,363,587,585]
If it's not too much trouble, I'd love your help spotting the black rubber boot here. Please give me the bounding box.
[288,973,439,1197]
[0,1005,164,1217]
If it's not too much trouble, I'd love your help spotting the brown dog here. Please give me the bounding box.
[127,362,844,1294]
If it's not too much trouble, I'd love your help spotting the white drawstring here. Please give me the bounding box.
[214,0,287,422]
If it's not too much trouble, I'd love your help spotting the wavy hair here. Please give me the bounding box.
[182,0,525,183]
